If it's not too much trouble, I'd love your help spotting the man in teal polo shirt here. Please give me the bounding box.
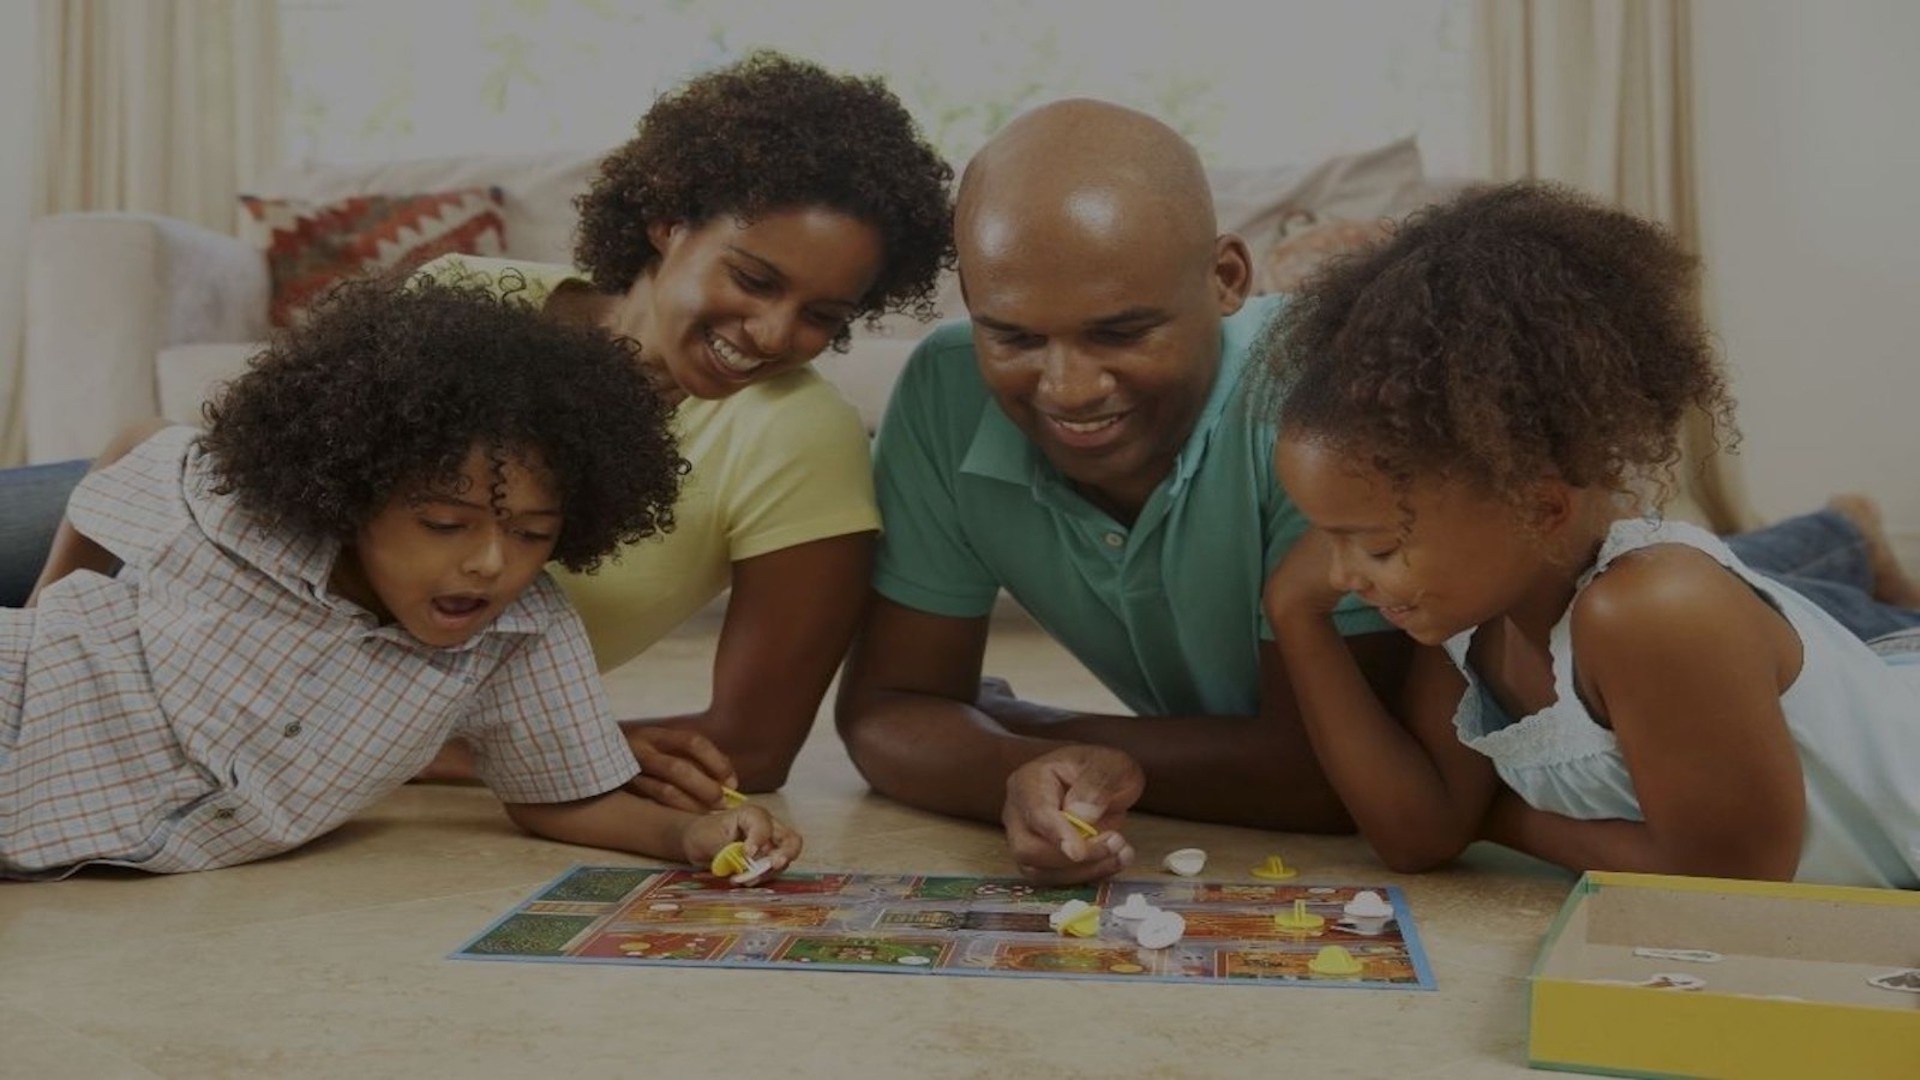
[835,99,1409,884]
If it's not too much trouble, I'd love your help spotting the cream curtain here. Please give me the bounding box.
[1472,0,1756,532]
[0,0,277,465]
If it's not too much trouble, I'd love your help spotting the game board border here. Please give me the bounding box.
[449,863,1439,992]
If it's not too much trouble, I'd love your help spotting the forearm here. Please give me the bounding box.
[1482,791,1796,881]
[1274,615,1477,867]
[841,693,1074,823]
[621,710,800,793]
[503,788,696,862]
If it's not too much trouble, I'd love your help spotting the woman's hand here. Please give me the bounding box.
[621,725,740,812]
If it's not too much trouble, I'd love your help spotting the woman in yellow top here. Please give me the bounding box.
[418,51,954,806]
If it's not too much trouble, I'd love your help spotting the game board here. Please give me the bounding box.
[453,865,1437,990]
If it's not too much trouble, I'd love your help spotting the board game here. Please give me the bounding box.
[453,865,1437,990]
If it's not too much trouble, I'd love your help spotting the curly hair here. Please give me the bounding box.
[573,50,955,348]
[198,276,687,573]
[1259,181,1733,511]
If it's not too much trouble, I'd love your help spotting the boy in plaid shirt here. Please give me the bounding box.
[4,277,800,878]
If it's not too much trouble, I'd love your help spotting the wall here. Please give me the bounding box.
[0,2,40,465]
[1693,0,1920,559]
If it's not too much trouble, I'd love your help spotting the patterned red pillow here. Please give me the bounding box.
[239,187,508,326]
[1253,211,1394,295]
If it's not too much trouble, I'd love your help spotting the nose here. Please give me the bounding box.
[1037,345,1114,414]
[1326,543,1370,595]
[744,304,799,358]
[463,529,506,579]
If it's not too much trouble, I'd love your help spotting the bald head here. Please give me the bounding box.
[956,99,1219,274]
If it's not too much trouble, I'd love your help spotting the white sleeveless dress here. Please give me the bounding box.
[1441,517,1920,889]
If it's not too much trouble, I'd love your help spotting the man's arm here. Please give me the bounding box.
[836,593,1071,822]
[984,632,1411,832]
[838,593,1411,833]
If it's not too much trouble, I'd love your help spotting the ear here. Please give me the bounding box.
[1210,233,1255,316]
[645,220,685,254]
[1520,476,1578,535]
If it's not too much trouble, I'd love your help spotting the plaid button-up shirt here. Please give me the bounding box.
[1,427,638,877]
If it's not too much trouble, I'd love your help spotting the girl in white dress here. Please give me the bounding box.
[1258,181,1920,888]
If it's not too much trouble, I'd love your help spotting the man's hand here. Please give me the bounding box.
[1001,746,1145,885]
[621,725,739,812]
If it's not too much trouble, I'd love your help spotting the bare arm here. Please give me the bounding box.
[27,418,176,606]
[503,789,802,869]
[1485,549,1806,880]
[837,593,1408,832]
[627,531,874,794]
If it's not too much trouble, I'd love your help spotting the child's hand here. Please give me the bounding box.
[1265,527,1350,624]
[621,725,740,813]
[682,804,802,881]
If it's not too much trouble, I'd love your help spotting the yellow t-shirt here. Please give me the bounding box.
[419,254,881,671]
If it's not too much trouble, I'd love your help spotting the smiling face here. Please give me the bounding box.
[621,207,885,400]
[960,199,1250,522]
[1275,435,1556,646]
[332,445,562,648]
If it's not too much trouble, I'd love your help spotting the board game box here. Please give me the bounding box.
[453,865,1437,990]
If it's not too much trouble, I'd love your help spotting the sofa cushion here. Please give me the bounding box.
[1253,213,1396,294]
[239,187,508,326]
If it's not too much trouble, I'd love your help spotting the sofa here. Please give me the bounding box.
[22,136,1457,461]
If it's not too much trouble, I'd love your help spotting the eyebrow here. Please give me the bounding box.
[972,307,1169,336]
[417,495,562,518]
[724,245,861,312]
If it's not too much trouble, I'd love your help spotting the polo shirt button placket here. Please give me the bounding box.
[1103,531,1125,550]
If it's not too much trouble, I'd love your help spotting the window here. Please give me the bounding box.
[281,0,1471,173]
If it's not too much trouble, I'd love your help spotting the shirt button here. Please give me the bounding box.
[213,807,236,820]
[283,721,303,737]
[1103,532,1125,548]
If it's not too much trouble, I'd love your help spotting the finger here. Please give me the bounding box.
[642,728,737,787]
[624,774,709,814]
[633,751,728,809]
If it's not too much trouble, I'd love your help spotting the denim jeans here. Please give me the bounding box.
[1727,508,1920,642]
[0,458,88,607]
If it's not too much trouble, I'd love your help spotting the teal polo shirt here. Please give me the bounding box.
[871,294,1387,718]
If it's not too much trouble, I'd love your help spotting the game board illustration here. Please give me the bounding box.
[453,865,1437,990]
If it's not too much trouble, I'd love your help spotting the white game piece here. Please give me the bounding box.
[1867,968,1920,993]
[1048,899,1093,931]
[1162,848,1207,877]
[1111,894,1160,921]
[1631,946,1722,964]
[1342,890,1393,920]
[1133,909,1186,950]
[730,854,775,885]
[647,902,680,912]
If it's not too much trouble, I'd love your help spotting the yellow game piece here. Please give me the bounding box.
[720,786,748,808]
[1272,898,1325,932]
[709,840,752,877]
[1061,810,1099,839]
[1308,945,1364,977]
[1249,854,1298,881]
[1059,904,1103,938]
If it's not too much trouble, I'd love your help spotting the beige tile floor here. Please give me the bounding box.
[0,603,1576,1079]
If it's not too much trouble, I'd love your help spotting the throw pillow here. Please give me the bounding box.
[238,187,508,326]
[1253,211,1394,295]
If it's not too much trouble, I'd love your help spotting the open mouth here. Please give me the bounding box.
[1043,410,1131,449]
[707,331,769,378]
[430,595,490,627]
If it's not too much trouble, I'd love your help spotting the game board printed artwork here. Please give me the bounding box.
[454,866,1437,990]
